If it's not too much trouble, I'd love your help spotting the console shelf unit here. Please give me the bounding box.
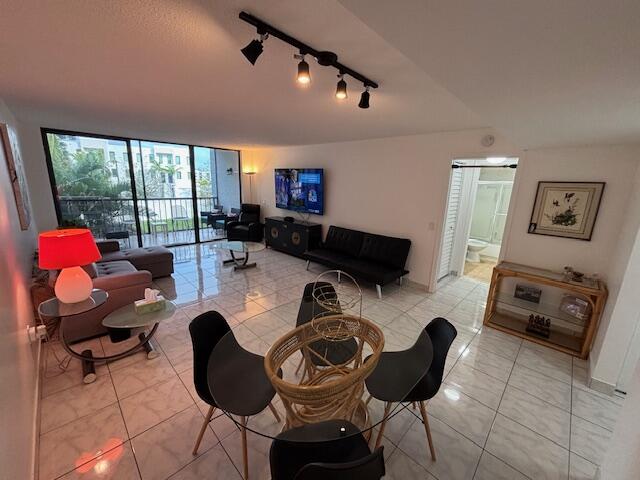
[483,262,607,359]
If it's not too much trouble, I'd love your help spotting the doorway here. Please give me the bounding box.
[437,157,518,284]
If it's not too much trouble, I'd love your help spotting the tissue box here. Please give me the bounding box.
[134,297,166,315]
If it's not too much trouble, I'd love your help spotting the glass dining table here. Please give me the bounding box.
[206,299,433,477]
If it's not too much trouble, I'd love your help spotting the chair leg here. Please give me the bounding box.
[376,284,382,299]
[268,402,281,423]
[192,405,215,456]
[374,402,392,449]
[295,355,304,375]
[337,271,341,283]
[305,260,310,271]
[419,401,436,461]
[240,416,249,480]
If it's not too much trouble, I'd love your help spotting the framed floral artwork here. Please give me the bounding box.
[528,181,605,241]
[1,122,31,230]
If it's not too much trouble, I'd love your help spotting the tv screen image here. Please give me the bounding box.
[275,168,324,215]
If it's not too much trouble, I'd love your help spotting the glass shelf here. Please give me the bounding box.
[488,311,583,353]
[495,291,589,328]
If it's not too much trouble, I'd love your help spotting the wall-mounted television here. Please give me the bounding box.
[275,168,324,215]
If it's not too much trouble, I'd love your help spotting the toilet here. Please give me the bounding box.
[466,239,488,263]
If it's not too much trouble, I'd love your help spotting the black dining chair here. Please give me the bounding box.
[365,317,457,461]
[294,282,358,375]
[269,419,385,480]
[189,310,281,479]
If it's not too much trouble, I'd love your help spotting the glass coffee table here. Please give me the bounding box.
[212,240,265,270]
[38,290,176,384]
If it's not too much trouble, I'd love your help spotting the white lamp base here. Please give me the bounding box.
[55,266,94,303]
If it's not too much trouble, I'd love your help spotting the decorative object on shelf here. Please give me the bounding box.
[1,122,31,230]
[514,284,542,303]
[526,314,551,338]
[528,181,605,240]
[563,265,597,287]
[559,294,592,320]
[238,11,378,109]
[134,288,166,315]
[38,229,102,304]
[484,262,607,358]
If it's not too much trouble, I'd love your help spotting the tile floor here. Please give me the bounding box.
[463,259,496,284]
[38,243,624,480]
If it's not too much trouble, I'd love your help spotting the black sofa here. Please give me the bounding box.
[303,226,411,298]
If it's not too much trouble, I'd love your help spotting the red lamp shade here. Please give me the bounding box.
[39,229,102,269]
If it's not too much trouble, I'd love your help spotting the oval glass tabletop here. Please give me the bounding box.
[207,305,433,444]
[210,240,266,253]
[102,301,177,329]
[38,289,108,318]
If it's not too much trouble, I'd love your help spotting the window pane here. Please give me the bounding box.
[46,132,136,245]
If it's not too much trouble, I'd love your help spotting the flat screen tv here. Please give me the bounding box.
[275,168,324,215]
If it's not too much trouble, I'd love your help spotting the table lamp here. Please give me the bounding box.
[39,229,102,304]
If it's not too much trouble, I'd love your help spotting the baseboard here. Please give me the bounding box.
[588,375,617,397]
[404,278,428,292]
[32,338,43,480]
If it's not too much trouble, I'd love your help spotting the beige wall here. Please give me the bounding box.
[245,129,520,287]
[247,133,640,388]
[0,99,39,479]
[246,134,640,288]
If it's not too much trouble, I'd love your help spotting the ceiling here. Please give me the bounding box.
[0,0,484,148]
[340,0,640,148]
[1,1,638,149]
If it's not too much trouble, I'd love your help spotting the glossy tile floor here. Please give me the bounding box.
[39,243,624,480]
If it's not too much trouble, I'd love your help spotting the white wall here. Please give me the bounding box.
[244,129,520,287]
[0,99,39,479]
[247,134,640,389]
[501,146,640,278]
[589,164,640,389]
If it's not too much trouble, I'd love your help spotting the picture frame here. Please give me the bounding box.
[514,284,542,304]
[1,122,31,230]
[528,181,604,241]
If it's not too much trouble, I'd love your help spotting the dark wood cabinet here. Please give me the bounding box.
[265,217,322,257]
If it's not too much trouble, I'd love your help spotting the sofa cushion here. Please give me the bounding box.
[304,249,353,268]
[337,257,404,285]
[82,262,98,279]
[99,246,174,278]
[359,233,411,270]
[93,261,152,291]
[323,226,365,257]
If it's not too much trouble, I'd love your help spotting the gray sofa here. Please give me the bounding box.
[96,241,174,278]
[40,242,174,343]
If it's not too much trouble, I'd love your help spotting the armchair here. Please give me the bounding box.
[226,203,264,242]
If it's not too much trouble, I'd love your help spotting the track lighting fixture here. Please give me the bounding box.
[239,11,379,109]
[358,86,371,109]
[295,54,311,84]
[241,32,268,65]
[335,75,347,100]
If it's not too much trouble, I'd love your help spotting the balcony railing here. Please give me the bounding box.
[58,196,220,244]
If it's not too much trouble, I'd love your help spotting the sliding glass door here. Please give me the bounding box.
[193,147,241,241]
[44,131,139,248]
[131,141,195,246]
[43,129,241,249]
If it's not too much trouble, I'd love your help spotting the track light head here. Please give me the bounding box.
[335,75,347,100]
[358,86,371,109]
[241,33,268,65]
[295,54,311,85]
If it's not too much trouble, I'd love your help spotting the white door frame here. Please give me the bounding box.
[432,157,520,291]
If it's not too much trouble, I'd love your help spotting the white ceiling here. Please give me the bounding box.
[0,0,484,148]
[340,0,640,148]
[2,1,638,149]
